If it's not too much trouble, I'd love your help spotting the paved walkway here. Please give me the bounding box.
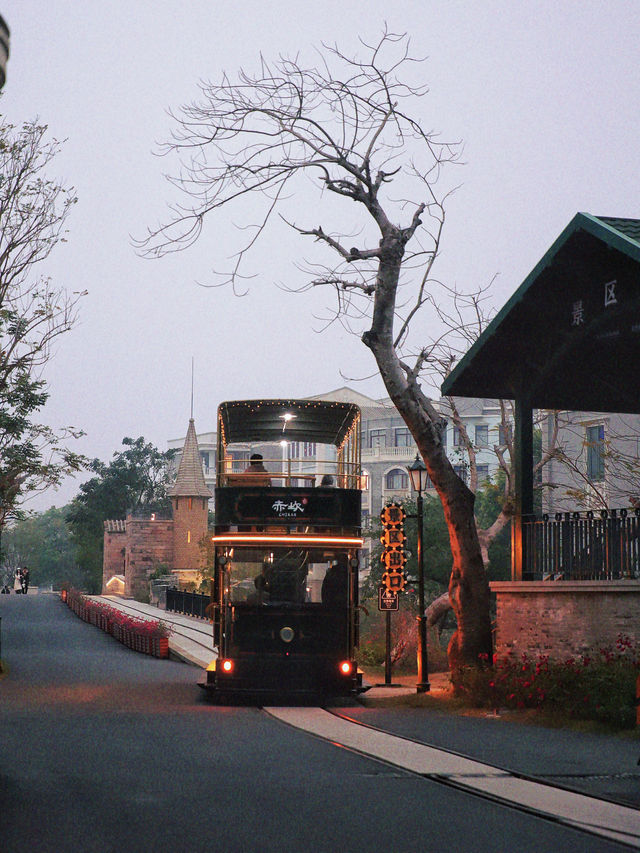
[80,595,640,833]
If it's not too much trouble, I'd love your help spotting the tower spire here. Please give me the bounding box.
[190,356,194,420]
[168,417,212,498]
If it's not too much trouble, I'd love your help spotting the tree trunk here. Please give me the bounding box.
[363,311,492,671]
[426,590,452,632]
[361,224,493,670]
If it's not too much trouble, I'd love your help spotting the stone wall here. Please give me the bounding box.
[124,516,174,601]
[491,581,640,659]
[102,521,126,593]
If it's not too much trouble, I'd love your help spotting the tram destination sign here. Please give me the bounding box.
[215,486,361,527]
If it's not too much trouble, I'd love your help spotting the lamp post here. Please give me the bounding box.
[408,454,430,693]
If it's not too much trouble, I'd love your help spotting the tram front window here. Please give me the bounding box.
[223,548,349,608]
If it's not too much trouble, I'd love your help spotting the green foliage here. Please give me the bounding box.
[474,474,511,580]
[66,437,175,592]
[357,602,450,674]
[363,496,452,599]
[2,505,84,589]
[0,119,85,541]
[452,636,640,728]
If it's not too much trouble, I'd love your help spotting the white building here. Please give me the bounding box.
[168,388,506,524]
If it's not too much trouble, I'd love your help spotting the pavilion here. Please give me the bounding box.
[442,213,640,656]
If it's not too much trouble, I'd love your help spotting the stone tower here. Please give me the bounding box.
[169,418,212,582]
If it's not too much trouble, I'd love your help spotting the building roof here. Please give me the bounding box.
[168,418,213,498]
[442,213,640,413]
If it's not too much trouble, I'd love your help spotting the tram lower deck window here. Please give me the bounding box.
[221,548,350,608]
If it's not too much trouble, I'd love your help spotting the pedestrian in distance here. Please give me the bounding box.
[21,566,29,595]
[13,567,22,593]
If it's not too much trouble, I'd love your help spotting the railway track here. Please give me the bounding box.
[265,706,640,850]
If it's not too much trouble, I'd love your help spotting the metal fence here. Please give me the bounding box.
[165,588,210,619]
[523,509,640,580]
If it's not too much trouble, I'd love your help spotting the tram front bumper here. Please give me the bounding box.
[199,654,361,697]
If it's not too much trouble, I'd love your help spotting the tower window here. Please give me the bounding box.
[187,530,191,543]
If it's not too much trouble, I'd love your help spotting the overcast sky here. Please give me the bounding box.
[2,1,639,510]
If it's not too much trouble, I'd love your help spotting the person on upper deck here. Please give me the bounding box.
[244,453,271,486]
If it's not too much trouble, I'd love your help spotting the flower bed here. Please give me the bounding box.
[63,589,171,658]
[452,635,640,729]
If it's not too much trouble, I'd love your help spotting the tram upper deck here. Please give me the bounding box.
[215,399,362,533]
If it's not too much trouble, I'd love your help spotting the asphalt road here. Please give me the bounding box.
[0,595,635,853]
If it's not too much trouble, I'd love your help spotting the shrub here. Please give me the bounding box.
[452,637,640,728]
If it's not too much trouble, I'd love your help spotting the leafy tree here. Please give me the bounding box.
[66,437,175,592]
[363,496,451,600]
[473,476,511,581]
[2,506,84,590]
[0,118,85,552]
[139,30,494,668]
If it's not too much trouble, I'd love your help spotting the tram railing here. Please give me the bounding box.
[166,587,210,619]
[522,508,640,581]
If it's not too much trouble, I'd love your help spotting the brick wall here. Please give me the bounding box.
[124,516,174,600]
[491,581,640,659]
[102,522,126,593]
[171,496,209,572]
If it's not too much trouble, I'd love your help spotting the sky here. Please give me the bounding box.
[2,0,639,510]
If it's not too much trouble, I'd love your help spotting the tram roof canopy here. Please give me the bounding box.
[217,399,360,447]
[441,213,640,414]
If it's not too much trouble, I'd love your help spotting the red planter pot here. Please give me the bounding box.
[153,638,169,658]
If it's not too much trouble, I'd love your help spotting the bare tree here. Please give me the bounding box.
[540,411,640,512]
[138,31,493,668]
[0,118,86,541]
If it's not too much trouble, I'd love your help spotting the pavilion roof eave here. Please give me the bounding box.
[441,212,640,411]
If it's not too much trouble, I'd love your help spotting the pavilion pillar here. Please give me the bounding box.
[512,398,534,580]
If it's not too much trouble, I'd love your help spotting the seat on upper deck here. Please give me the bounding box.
[224,472,272,487]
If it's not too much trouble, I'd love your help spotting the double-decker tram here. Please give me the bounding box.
[201,399,364,699]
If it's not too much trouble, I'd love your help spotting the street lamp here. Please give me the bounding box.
[408,454,430,693]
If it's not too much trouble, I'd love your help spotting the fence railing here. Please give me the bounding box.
[523,509,640,581]
[166,588,210,619]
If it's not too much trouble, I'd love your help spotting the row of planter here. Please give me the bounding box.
[63,589,170,659]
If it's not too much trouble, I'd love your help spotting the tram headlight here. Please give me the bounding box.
[339,661,353,676]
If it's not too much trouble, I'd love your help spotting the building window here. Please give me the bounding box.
[200,451,210,473]
[385,468,409,490]
[453,464,468,484]
[477,464,489,484]
[453,427,464,447]
[475,425,489,448]
[394,428,412,447]
[370,429,387,448]
[586,424,605,481]
[291,441,316,458]
[187,530,191,543]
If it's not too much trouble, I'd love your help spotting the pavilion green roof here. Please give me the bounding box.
[442,213,640,414]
